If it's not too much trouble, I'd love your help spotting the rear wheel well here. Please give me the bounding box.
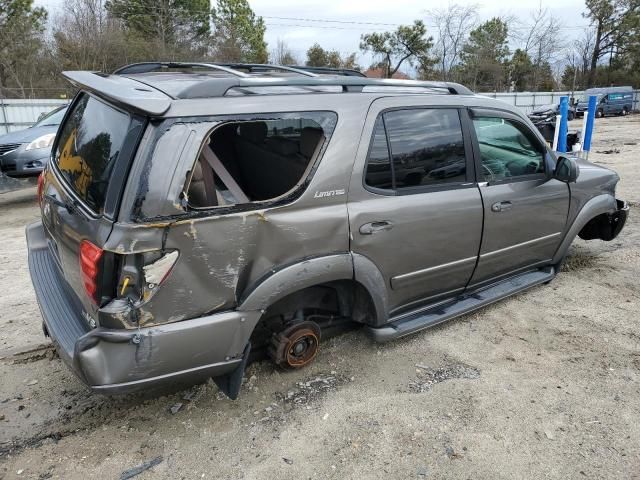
[248,280,376,360]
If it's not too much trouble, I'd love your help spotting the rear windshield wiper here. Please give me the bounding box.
[44,193,80,215]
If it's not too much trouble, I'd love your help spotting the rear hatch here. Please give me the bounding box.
[39,92,145,325]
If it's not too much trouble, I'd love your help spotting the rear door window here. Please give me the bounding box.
[364,108,468,192]
[54,93,131,214]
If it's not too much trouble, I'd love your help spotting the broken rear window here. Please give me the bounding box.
[186,113,336,208]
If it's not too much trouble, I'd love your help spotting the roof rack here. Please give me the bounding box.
[111,62,473,96]
[178,76,474,98]
[113,62,319,78]
[62,68,475,116]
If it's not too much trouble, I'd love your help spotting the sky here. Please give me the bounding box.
[35,0,593,68]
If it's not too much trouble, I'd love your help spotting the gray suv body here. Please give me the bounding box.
[26,63,629,399]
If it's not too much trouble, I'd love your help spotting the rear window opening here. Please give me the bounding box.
[186,117,327,208]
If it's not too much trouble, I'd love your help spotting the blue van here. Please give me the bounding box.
[575,86,634,118]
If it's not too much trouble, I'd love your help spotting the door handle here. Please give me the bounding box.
[491,201,513,213]
[360,221,393,235]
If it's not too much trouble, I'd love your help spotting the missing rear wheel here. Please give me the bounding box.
[268,321,321,369]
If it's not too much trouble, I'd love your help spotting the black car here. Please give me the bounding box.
[527,103,576,123]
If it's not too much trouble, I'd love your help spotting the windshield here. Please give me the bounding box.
[579,93,603,103]
[53,93,131,214]
[33,106,68,127]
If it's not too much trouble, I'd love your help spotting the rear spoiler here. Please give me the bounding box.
[62,71,171,116]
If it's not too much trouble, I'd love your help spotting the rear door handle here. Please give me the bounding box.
[360,221,393,235]
[491,201,513,212]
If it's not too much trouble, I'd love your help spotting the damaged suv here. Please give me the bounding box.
[27,62,628,399]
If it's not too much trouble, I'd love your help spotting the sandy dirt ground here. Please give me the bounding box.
[0,116,638,480]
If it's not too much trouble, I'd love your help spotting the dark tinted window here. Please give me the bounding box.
[384,109,466,189]
[472,116,545,182]
[54,94,131,213]
[364,117,393,189]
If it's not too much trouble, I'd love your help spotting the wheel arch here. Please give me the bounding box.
[552,193,617,264]
[237,253,388,327]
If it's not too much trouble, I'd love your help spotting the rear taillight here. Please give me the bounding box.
[80,240,103,305]
[37,172,44,207]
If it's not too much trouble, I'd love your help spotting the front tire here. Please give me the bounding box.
[596,109,604,118]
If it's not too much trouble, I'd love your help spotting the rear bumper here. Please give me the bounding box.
[26,221,260,395]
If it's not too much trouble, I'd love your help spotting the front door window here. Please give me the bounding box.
[472,116,545,183]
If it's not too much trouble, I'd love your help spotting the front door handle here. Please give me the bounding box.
[360,221,393,235]
[491,201,513,213]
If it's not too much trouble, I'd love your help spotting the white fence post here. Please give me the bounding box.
[0,98,8,134]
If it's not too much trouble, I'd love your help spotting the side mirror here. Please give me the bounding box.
[554,156,580,183]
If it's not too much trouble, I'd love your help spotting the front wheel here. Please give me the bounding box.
[622,107,629,116]
[596,109,604,118]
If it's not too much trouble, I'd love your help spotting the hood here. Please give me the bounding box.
[0,125,58,145]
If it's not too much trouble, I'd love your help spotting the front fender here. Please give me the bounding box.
[552,193,617,264]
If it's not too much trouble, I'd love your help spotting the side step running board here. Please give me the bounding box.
[369,266,555,342]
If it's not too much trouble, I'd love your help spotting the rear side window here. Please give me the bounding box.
[364,108,467,192]
[186,112,335,208]
[54,93,131,214]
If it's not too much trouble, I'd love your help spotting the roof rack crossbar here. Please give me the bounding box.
[289,65,366,77]
[113,62,250,78]
[214,63,319,77]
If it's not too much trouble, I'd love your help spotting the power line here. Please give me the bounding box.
[261,16,400,27]
[265,23,380,31]
[35,1,595,31]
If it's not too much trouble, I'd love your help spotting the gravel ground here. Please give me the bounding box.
[0,116,638,480]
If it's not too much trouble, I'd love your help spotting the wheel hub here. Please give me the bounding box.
[269,321,321,369]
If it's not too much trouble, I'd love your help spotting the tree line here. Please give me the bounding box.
[0,0,638,98]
